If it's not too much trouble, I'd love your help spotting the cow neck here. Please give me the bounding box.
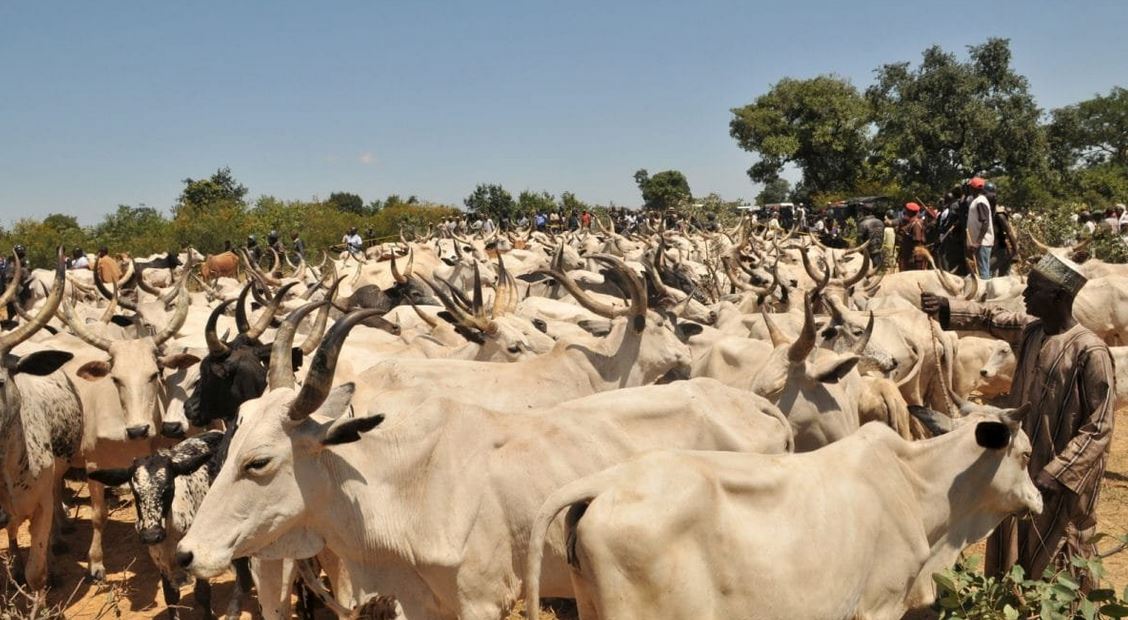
[892,425,1013,579]
[547,315,644,390]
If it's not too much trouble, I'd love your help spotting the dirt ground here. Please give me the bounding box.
[4,408,1128,619]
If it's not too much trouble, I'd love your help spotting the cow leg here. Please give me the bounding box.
[160,574,182,620]
[192,577,214,620]
[224,559,252,620]
[23,496,53,594]
[6,527,24,585]
[86,479,108,581]
[50,478,70,555]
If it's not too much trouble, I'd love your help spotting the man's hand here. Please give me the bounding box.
[1034,470,1068,496]
[920,292,948,317]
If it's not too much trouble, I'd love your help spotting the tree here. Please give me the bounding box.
[560,191,589,214]
[1049,87,1128,169]
[756,178,791,206]
[730,76,871,199]
[866,38,1048,202]
[175,167,248,216]
[517,190,556,215]
[326,192,366,215]
[91,205,173,255]
[634,169,692,211]
[463,184,517,221]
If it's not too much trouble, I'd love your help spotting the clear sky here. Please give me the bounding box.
[1,1,1125,225]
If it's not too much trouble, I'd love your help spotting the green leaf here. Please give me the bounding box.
[1003,604,1020,620]
[1080,598,1097,620]
[1100,603,1128,618]
[1088,588,1117,602]
[1056,574,1080,591]
[933,573,958,593]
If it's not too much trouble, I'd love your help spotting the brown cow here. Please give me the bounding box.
[200,251,239,281]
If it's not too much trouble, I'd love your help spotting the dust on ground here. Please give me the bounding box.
[4,408,1127,619]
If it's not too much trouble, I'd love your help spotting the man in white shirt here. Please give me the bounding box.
[965,177,994,279]
[342,227,363,253]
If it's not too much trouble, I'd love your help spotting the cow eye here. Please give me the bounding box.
[244,457,271,473]
[507,344,523,354]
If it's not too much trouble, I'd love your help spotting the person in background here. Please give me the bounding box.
[290,231,305,261]
[267,230,284,257]
[1103,209,1119,233]
[581,209,592,230]
[856,206,886,270]
[1116,204,1128,231]
[921,254,1114,589]
[70,247,90,270]
[993,206,1019,277]
[966,177,994,280]
[342,227,363,253]
[245,235,262,263]
[897,202,927,271]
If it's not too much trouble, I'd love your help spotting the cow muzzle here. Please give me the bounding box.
[126,425,151,440]
[139,526,167,545]
[161,422,186,439]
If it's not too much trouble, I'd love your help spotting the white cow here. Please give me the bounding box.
[525,404,1042,620]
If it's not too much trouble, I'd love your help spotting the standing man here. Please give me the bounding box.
[897,202,926,271]
[966,177,994,280]
[290,231,305,262]
[342,227,363,254]
[856,207,886,270]
[921,254,1114,587]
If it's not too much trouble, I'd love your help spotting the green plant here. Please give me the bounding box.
[934,534,1128,619]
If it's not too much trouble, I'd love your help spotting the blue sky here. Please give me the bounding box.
[1,1,1125,225]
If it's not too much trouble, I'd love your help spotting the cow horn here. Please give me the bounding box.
[788,292,817,363]
[931,260,963,297]
[907,405,954,436]
[532,265,624,320]
[268,301,329,392]
[588,254,648,318]
[234,282,254,334]
[152,280,190,346]
[962,270,980,301]
[800,247,827,284]
[159,252,193,306]
[287,308,381,420]
[0,252,22,310]
[852,311,875,355]
[299,277,344,355]
[390,250,407,284]
[421,276,478,328]
[406,292,439,330]
[93,259,137,311]
[492,253,518,317]
[839,250,871,288]
[246,282,299,341]
[132,260,164,298]
[760,305,787,348]
[842,238,870,256]
[99,280,120,323]
[205,299,235,356]
[1027,231,1052,253]
[268,248,281,277]
[0,248,64,351]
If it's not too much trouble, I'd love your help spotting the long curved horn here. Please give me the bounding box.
[234,282,254,334]
[531,266,624,319]
[99,280,120,323]
[390,250,407,285]
[246,282,299,341]
[588,254,647,318]
[132,260,164,298]
[299,277,344,355]
[269,248,281,276]
[1027,231,1052,253]
[116,259,135,289]
[788,292,816,363]
[93,259,137,311]
[152,280,190,346]
[852,311,875,355]
[839,250,871,288]
[0,248,64,351]
[287,308,382,420]
[0,252,22,310]
[406,292,439,330]
[800,247,827,284]
[159,252,194,305]
[491,253,517,317]
[205,299,235,356]
[268,301,329,392]
[760,305,787,348]
[842,238,871,255]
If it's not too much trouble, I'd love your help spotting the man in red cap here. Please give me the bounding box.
[897,201,926,271]
[966,177,994,279]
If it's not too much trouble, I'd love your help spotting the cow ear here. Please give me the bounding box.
[88,468,131,487]
[676,322,703,342]
[13,350,73,376]
[975,421,1012,450]
[810,355,860,384]
[908,405,954,436]
[158,353,201,371]
[291,347,304,373]
[578,319,612,337]
[1002,403,1030,428]
[77,360,112,381]
[109,315,134,328]
[321,413,385,447]
[317,383,356,420]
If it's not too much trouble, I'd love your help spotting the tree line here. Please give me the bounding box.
[730,38,1127,212]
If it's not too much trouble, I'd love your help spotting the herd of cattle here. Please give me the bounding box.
[0,220,1124,619]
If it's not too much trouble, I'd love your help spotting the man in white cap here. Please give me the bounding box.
[921,254,1114,587]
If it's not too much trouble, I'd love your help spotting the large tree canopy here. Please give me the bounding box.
[866,38,1047,198]
[634,169,692,211]
[730,76,870,198]
[464,183,517,220]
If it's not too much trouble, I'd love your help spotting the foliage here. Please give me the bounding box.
[756,178,791,206]
[89,205,174,256]
[560,191,589,214]
[326,191,366,215]
[634,169,692,211]
[730,75,871,199]
[1049,87,1128,170]
[174,166,248,217]
[934,541,1128,619]
[464,183,518,221]
[518,190,557,215]
[867,38,1048,203]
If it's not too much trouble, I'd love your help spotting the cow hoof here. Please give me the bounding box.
[51,540,70,555]
[87,566,106,582]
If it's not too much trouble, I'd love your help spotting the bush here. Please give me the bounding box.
[934,535,1128,619]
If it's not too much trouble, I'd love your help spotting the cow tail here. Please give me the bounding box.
[524,471,618,620]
